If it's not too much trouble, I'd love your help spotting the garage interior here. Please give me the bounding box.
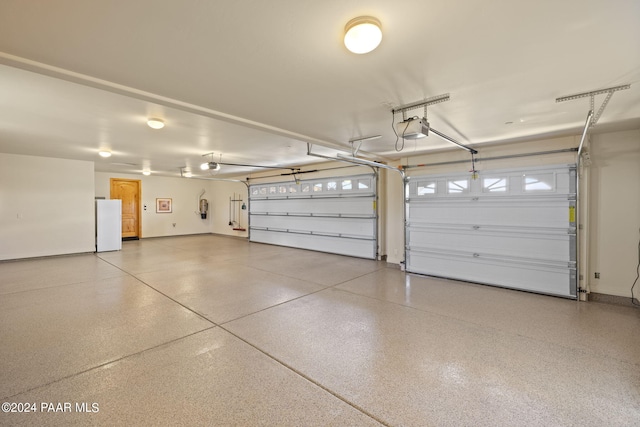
[1,1,639,425]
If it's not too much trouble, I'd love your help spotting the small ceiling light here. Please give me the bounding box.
[344,16,382,54]
[142,170,151,176]
[98,150,112,158]
[184,172,193,178]
[147,118,165,129]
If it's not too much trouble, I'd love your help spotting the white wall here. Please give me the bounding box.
[384,167,405,264]
[588,129,640,298]
[95,172,213,238]
[94,173,251,239]
[0,153,95,260]
[210,180,249,238]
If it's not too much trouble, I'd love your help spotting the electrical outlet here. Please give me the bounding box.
[594,272,600,279]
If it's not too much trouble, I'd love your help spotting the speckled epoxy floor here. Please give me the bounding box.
[1,235,639,426]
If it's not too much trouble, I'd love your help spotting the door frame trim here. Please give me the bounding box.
[110,178,142,239]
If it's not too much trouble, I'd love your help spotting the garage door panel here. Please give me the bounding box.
[408,228,571,261]
[407,250,573,297]
[250,215,375,238]
[250,229,375,259]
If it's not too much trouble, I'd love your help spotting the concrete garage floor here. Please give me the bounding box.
[1,234,639,426]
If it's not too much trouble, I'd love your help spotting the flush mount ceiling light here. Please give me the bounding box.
[142,170,151,176]
[147,118,165,129]
[98,150,112,158]
[344,16,382,54]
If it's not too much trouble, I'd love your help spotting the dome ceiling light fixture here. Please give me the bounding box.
[98,150,112,158]
[344,16,382,54]
[147,118,165,129]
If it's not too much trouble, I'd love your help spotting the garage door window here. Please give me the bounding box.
[447,179,469,194]
[483,177,507,193]
[357,179,370,190]
[524,173,554,191]
[417,181,436,195]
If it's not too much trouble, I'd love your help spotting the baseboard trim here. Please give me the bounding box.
[588,292,639,308]
[386,262,402,270]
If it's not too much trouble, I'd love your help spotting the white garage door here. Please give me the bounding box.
[249,174,377,259]
[406,165,577,298]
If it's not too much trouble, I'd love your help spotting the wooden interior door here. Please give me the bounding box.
[110,178,141,239]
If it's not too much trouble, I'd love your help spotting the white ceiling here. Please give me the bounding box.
[0,0,638,178]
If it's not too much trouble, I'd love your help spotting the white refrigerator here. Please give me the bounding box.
[96,199,122,252]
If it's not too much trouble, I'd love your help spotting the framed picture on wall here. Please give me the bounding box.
[156,198,172,213]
